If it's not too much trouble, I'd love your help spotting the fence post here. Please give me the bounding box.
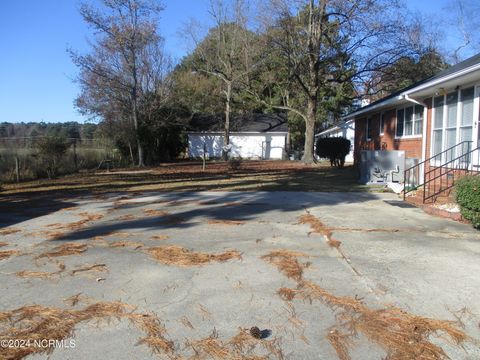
[15,156,20,183]
[73,141,78,172]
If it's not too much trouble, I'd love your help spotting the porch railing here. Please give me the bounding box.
[403,141,480,203]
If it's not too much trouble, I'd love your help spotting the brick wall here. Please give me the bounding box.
[353,103,430,163]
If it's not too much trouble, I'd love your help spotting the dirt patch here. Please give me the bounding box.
[0,250,20,261]
[207,220,245,226]
[0,301,174,359]
[37,243,87,258]
[262,250,467,360]
[109,241,144,249]
[0,228,21,236]
[147,245,241,267]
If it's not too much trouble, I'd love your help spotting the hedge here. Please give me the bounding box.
[455,175,480,229]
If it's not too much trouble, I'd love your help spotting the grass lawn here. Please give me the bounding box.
[0,160,379,197]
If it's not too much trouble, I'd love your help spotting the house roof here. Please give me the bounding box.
[344,52,480,120]
[188,113,288,133]
[316,119,354,137]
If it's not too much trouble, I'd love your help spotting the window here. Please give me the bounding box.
[366,117,373,140]
[431,86,476,162]
[433,96,444,159]
[380,113,385,135]
[396,105,423,137]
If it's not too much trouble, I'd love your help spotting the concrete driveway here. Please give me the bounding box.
[1,191,479,359]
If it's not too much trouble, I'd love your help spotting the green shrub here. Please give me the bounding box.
[455,175,480,229]
[315,137,351,168]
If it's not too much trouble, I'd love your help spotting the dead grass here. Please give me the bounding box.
[277,288,300,301]
[298,214,332,236]
[0,250,20,260]
[0,228,21,236]
[150,235,169,241]
[102,231,133,238]
[117,214,137,221]
[37,243,87,258]
[207,220,245,226]
[15,271,54,279]
[261,250,310,281]
[16,262,65,280]
[262,250,468,360]
[0,301,174,359]
[128,313,174,354]
[147,245,241,267]
[188,328,283,360]
[327,330,352,360]
[70,264,107,275]
[63,293,88,307]
[143,209,169,217]
[2,161,370,195]
[109,240,144,249]
[0,242,9,247]
[41,212,104,240]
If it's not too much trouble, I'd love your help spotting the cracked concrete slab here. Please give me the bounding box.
[1,191,480,359]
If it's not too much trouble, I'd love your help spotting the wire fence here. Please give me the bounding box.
[0,137,123,183]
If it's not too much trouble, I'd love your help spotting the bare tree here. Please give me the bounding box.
[256,0,416,163]
[448,0,480,63]
[183,0,261,160]
[70,0,165,167]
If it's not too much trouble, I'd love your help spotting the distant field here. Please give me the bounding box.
[0,160,377,196]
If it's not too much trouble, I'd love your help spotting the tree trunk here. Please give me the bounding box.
[128,141,135,166]
[222,82,232,161]
[302,96,317,164]
[131,98,144,167]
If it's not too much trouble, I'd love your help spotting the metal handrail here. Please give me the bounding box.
[403,141,473,200]
[423,146,479,202]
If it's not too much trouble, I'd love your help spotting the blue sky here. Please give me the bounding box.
[0,0,466,124]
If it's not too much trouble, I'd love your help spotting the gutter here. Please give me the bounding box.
[344,61,480,121]
[404,62,480,95]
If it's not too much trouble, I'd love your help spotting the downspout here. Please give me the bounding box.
[404,94,428,182]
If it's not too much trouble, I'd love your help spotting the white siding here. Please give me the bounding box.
[188,133,286,160]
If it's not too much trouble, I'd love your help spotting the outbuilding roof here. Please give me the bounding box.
[188,113,288,133]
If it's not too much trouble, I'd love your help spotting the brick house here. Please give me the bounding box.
[343,53,480,201]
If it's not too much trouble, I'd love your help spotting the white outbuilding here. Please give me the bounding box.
[187,114,289,160]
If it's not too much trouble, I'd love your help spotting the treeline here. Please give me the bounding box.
[66,0,454,168]
[0,122,97,144]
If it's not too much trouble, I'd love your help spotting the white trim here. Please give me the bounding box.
[406,63,480,95]
[379,112,385,135]
[394,135,423,140]
[395,105,423,139]
[344,60,480,120]
[474,86,480,150]
[366,117,372,141]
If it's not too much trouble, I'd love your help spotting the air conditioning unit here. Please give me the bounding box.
[360,150,406,184]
